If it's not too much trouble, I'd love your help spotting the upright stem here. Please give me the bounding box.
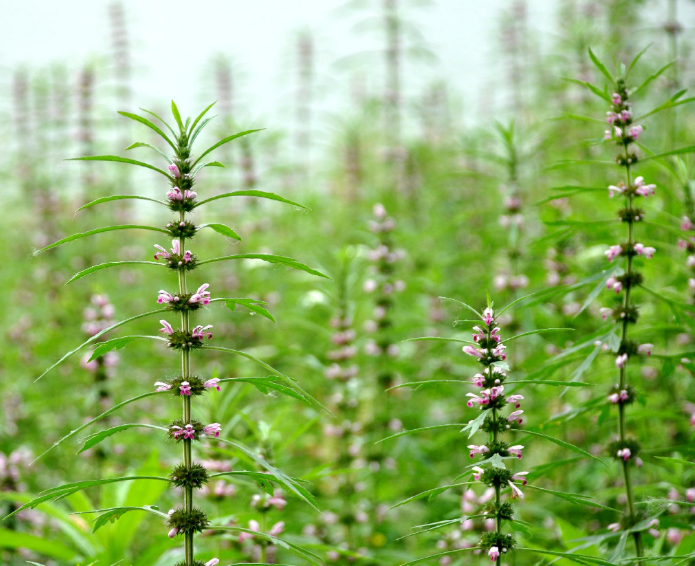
[179,212,194,565]
[618,142,644,559]
[486,326,501,566]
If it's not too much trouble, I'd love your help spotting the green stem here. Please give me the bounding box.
[260,512,267,564]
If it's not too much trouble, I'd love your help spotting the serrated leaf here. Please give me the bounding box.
[67,155,172,178]
[198,253,329,279]
[77,194,168,212]
[461,411,488,439]
[119,111,176,150]
[89,335,166,361]
[68,261,165,284]
[517,547,618,565]
[73,505,167,533]
[34,225,168,255]
[194,189,308,209]
[198,223,242,241]
[77,424,167,454]
[193,129,263,167]
[213,297,275,322]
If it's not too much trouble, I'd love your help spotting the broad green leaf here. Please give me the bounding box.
[189,101,216,135]
[36,308,167,381]
[398,548,479,566]
[198,253,330,279]
[376,424,465,444]
[213,438,318,510]
[68,261,165,284]
[198,222,242,241]
[654,456,695,467]
[34,390,167,462]
[194,189,308,209]
[390,482,474,509]
[0,528,76,559]
[4,477,169,519]
[505,328,573,342]
[170,100,184,132]
[68,155,172,178]
[461,411,488,438]
[34,225,169,255]
[193,129,263,167]
[125,141,172,163]
[119,111,176,149]
[77,194,168,212]
[213,297,275,322]
[74,505,167,533]
[511,429,606,466]
[89,335,166,361]
[77,423,167,454]
[587,47,614,85]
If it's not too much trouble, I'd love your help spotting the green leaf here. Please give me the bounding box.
[510,429,606,466]
[461,411,488,438]
[170,100,184,132]
[198,253,330,279]
[398,548,479,566]
[77,424,167,454]
[193,129,263,167]
[198,222,242,241]
[74,505,167,533]
[34,390,167,462]
[505,328,573,342]
[213,297,275,322]
[67,155,172,179]
[438,296,481,317]
[125,141,172,163]
[391,482,474,509]
[386,380,468,391]
[227,376,312,404]
[587,47,614,85]
[626,43,652,79]
[68,260,165,284]
[505,380,594,387]
[654,456,695,467]
[524,485,618,512]
[213,438,318,510]
[192,160,225,175]
[36,308,167,381]
[574,264,622,317]
[118,110,176,150]
[640,145,695,162]
[376,424,465,444]
[189,101,216,135]
[4,477,169,519]
[517,547,618,565]
[0,528,76,559]
[497,289,552,317]
[210,526,322,565]
[403,336,472,344]
[562,77,612,102]
[190,117,215,147]
[89,335,166,361]
[632,61,675,97]
[34,225,169,255]
[396,518,467,540]
[194,189,308,209]
[77,194,168,212]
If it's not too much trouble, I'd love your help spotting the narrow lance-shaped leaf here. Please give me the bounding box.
[510,429,606,466]
[170,100,184,132]
[68,261,165,284]
[77,423,167,454]
[212,297,275,322]
[189,101,216,135]
[194,189,308,209]
[198,223,242,241]
[402,336,472,344]
[587,47,615,85]
[193,129,264,167]
[376,424,465,444]
[198,253,330,279]
[89,335,167,361]
[631,60,675,97]
[504,328,573,342]
[438,296,480,317]
[77,195,168,212]
[125,142,172,163]
[36,308,167,381]
[192,161,225,176]
[391,482,474,510]
[34,225,169,255]
[74,505,167,533]
[119,110,176,149]
[67,155,172,179]
[386,380,468,391]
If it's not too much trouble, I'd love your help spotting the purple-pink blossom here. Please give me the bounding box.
[179,381,191,396]
[159,320,174,335]
[468,444,489,458]
[616,354,628,369]
[204,423,221,438]
[189,283,211,305]
[192,325,213,340]
[155,381,171,392]
[508,445,524,459]
[617,448,631,461]
[168,163,181,178]
[633,177,656,197]
[204,378,221,391]
[633,243,655,259]
[488,546,500,562]
[605,245,623,262]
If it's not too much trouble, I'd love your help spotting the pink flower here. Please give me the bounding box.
[171,426,183,440]
[468,444,489,458]
[507,395,523,408]
[269,521,285,536]
[619,389,629,401]
[482,307,494,326]
[182,250,193,263]
[600,307,613,320]
[611,93,622,105]
[637,343,653,356]
[490,327,501,342]
[155,381,171,392]
[472,466,485,481]
[606,112,617,124]
[154,244,171,261]
[607,185,625,199]
[158,290,178,304]
[634,177,656,197]
[205,560,220,566]
[616,354,628,369]
[617,448,631,461]
[463,345,484,358]
[268,490,287,510]
[168,527,179,538]
[512,471,528,486]
[508,480,524,499]
[686,488,695,503]
[472,373,486,387]
[183,424,196,440]
[192,325,213,340]
[172,240,181,255]
[168,163,181,178]
[507,410,524,424]
[633,243,655,259]
[646,519,659,538]
[682,217,694,231]
[628,125,643,140]
[492,344,506,360]
[472,326,484,343]
[239,520,260,542]
[608,393,619,404]
[204,423,221,438]
[179,381,191,395]
[605,245,623,262]
[488,546,500,562]
[466,393,487,408]
[508,445,524,459]
[604,130,612,140]
[608,523,621,533]
[688,256,695,268]
[167,187,183,200]
[204,378,221,391]
[159,320,174,335]
[189,283,211,305]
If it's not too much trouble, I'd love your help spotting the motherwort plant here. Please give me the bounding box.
[8,102,329,566]
[387,298,601,566]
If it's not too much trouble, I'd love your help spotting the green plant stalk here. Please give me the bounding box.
[486,325,502,566]
[260,511,267,563]
[618,141,644,559]
[179,211,194,564]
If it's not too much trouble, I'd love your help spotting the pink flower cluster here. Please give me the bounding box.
[154,240,193,265]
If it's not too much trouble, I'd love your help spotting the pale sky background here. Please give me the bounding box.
[1,0,690,149]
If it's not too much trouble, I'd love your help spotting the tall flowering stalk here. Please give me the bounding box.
[11,102,328,566]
